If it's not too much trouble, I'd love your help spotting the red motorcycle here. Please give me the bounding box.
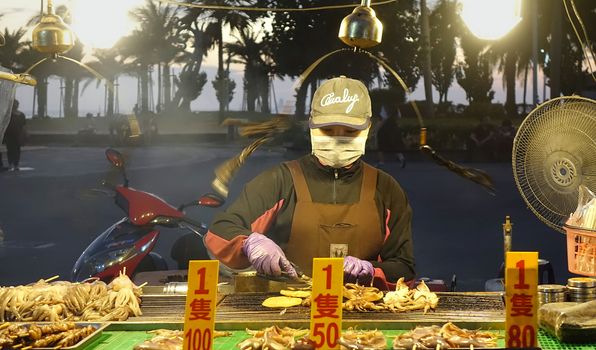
[71,148,224,282]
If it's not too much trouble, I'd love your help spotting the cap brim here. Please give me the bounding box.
[309,115,370,130]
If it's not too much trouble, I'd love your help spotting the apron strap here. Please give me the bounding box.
[360,162,378,201]
[285,160,312,202]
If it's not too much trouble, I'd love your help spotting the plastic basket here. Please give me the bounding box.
[564,224,596,276]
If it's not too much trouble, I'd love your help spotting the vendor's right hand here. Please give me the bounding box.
[242,233,297,278]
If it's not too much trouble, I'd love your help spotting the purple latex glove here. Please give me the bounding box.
[343,256,374,285]
[242,233,297,277]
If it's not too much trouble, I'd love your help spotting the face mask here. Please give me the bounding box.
[310,129,368,168]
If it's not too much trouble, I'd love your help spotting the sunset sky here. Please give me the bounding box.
[1,0,548,117]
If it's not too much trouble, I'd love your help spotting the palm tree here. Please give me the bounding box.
[429,0,460,105]
[19,44,52,118]
[180,0,257,119]
[117,30,153,113]
[175,7,217,112]
[58,40,86,119]
[129,0,183,111]
[456,31,495,104]
[0,28,28,71]
[225,28,271,112]
[83,48,129,117]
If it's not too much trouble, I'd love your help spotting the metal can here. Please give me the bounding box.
[538,284,566,305]
[566,278,596,302]
[567,277,596,288]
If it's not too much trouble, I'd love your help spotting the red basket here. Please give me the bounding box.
[564,224,596,276]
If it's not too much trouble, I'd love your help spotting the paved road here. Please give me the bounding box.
[0,145,573,291]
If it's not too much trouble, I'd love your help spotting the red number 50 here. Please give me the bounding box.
[313,322,339,348]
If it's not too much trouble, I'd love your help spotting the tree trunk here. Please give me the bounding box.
[163,64,171,107]
[504,52,517,117]
[73,79,79,118]
[179,97,191,112]
[107,78,115,117]
[157,63,162,110]
[420,0,435,118]
[549,0,562,99]
[217,20,225,119]
[64,78,73,119]
[246,75,257,112]
[37,78,48,118]
[141,66,149,113]
[260,75,270,113]
[523,62,528,113]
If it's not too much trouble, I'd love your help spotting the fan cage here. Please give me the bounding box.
[512,96,596,233]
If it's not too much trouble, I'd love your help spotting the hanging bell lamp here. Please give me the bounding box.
[32,0,76,55]
[338,0,383,49]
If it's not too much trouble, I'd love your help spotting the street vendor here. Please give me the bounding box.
[205,76,415,289]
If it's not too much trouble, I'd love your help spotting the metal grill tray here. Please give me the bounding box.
[1,322,108,350]
[128,292,504,328]
[214,292,505,329]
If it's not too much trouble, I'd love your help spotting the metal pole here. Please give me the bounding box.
[532,0,539,105]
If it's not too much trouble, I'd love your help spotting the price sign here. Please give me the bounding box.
[309,258,343,350]
[505,252,538,348]
[183,260,219,350]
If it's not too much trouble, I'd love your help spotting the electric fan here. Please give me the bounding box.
[512,96,596,276]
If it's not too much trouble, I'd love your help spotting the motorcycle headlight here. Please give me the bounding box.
[72,246,135,281]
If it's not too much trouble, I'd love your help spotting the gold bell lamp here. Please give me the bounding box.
[32,0,76,56]
[338,0,383,49]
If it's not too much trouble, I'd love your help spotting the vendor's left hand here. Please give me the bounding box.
[343,256,374,285]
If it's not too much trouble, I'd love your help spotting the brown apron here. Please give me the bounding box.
[285,160,383,275]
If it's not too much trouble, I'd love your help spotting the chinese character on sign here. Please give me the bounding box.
[510,293,533,317]
[189,298,212,320]
[313,293,340,319]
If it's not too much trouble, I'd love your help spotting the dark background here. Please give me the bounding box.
[0,145,572,291]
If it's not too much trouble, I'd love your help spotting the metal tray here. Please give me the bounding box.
[4,322,108,350]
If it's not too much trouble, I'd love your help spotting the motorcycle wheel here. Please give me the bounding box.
[171,233,210,270]
[135,252,168,274]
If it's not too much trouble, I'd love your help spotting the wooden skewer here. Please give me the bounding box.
[137,282,148,289]
[43,275,60,283]
[21,346,32,350]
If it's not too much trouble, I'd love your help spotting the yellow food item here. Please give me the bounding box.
[280,290,311,298]
[262,296,302,308]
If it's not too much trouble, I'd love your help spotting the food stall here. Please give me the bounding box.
[2,269,595,350]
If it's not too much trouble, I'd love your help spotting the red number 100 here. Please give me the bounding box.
[185,328,212,350]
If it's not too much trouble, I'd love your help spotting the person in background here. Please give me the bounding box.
[2,99,26,171]
[205,76,415,289]
[376,106,406,168]
[467,116,496,161]
[496,119,516,162]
